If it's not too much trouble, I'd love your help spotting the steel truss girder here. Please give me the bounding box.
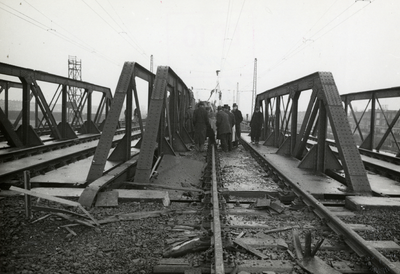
[0,62,112,147]
[134,66,194,183]
[86,62,154,182]
[341,87,400,153]
[256,72,371,194]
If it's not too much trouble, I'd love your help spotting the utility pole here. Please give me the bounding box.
[236,82,239,105]
[216,70,221,106]
[251,58,257,114]
[150,55,154,73]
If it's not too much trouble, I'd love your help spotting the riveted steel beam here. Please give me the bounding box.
[341,87,400,155]
[134,66,194,184]
[256,72,371,194]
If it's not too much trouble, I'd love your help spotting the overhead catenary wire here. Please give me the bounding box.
[24,0,96,53]
[0,1,122,67]
[260,0,373,79]
[81,0,146,57]
[93,0,147,57]
[220,0,246,73]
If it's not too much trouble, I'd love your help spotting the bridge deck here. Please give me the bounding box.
[242,135,347,198]
[0,134,127,181]
[242,135,400,197]
[30,146,140,186]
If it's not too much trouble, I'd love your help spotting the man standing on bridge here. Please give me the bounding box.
[224,104,235,151]
[216,105,231,152]
[232,103,243,147]
[250,106,263,145]
[193,102,210,152]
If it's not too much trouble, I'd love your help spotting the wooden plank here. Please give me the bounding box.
[95,191,119,207]
[239,237,288,249]
[158,259,190,266]
[32,205,88,219]
[10,186,79,207]
[367,241,400,251]
[346,196,400,211]
[29,187,83,197]
[227,208,272,216]
[238,260,293,272]
[97,210,171,224]
[184,269,202,274]
[126,182,203,193]
[331,211,356,217]
[118,189,170,206]
[347,223,375,231]
[234,238,268,259]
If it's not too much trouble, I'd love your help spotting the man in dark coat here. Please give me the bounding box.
[232,103,243,147]
[250,106,263,145]
[185,106,194,139]
[193,102,210,152]
[224,104,235,151]
[216,106,231,152]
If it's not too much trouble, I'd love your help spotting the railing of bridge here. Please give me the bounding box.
[341,87,400,157]
[0,62,112,147]
[255,72,371,194]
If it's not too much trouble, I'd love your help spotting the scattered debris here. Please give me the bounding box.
[292,229,339,274]
[163,237,210,258]
[10,186,99,226]
[234,238,268,259]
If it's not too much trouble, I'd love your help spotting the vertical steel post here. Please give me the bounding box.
[125,83,132,161]
[87,89,92,133]
[21,77,31,145]
[4,82,9,118]
[317,100,327,172]
[291,94,299,155]
[369,93,376,150]
[61,85,68,138]
[274,96,281,147]
[24,170,31,219]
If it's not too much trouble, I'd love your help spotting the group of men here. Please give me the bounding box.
[191,102,243,152]
[215,103,243,152]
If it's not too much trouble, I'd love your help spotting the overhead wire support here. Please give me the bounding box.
[251,58,257,114]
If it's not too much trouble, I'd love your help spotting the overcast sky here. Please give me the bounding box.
[1,0,400,116]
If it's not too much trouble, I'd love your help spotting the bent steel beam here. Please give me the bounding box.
[86,62,154,182]
[256,72,371,194]
[134,66,194,183]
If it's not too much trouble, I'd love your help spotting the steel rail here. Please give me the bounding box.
[0,131,142,184]
[0,126,143,163]
[211,144,224,273]
[240,139,400,274]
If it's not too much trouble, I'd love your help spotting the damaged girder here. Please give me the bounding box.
[133,66,195,183]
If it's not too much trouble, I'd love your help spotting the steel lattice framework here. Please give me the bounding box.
[0,62,112,148]
[341,87,400,156]
[85,63,194,184]
[255,72,371,194]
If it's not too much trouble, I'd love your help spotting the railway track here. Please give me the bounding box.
[154,139,400,274]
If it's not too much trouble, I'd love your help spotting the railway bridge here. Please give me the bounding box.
[1,61,400,274]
